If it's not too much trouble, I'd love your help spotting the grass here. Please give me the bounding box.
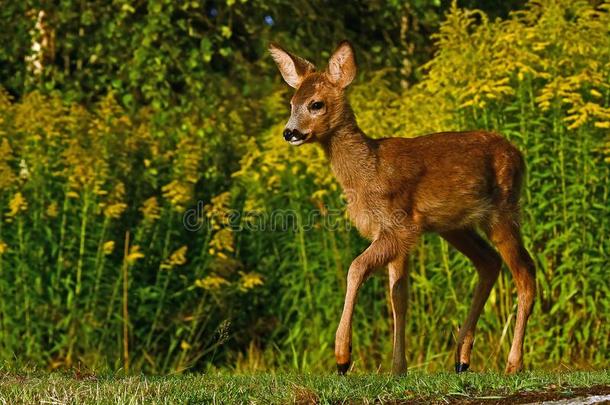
[0,370,608,404]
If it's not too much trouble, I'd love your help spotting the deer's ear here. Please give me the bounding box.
[269,43,314,88]
[327,40,357,88]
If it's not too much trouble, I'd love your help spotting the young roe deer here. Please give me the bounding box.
[269,41,536,375]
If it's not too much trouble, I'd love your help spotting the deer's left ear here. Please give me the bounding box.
[327,41,357,88]
[269,43,315,88]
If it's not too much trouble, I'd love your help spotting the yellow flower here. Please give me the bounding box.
[6,192,27,218]
[103,240,115,255]
[126,245,145,264]
[239,272,264,291]
[161,245,188,269]
[205,192,232,226]
[162,180,191,211]
[180,340,192,350]
[0,138,17,190]
[194,275,229,290]
[0,241,8,255]
[140,197,161,222]
[208,228,235,255]
[590,89,603,98]
[46,202,59,218]
[104,202,127,219]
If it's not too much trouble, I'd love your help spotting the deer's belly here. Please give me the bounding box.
[415,197,493,232]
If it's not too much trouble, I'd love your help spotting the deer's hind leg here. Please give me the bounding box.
[388,255,408,374]
[487,219,536,374]
[441,229,502,373]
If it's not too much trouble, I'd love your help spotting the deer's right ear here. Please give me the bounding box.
[268,43,314,88]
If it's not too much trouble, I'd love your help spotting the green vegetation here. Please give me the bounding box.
[0,370,609,404]
[0,0,609,375]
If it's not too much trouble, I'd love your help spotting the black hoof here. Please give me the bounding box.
[455,362,470,373]
[337,362,350,375]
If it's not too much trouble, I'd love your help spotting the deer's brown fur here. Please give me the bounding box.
[269,41,536,375]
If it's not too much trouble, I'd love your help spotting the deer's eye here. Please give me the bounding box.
[310,101,324,111]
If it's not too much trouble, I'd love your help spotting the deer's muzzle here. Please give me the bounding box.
[283,128,309,146]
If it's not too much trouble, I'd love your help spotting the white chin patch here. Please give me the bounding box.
[289,138,305,146]
[288,135,307,146]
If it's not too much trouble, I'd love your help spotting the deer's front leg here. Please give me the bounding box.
[335,234,411,375]
[334,258,363,375]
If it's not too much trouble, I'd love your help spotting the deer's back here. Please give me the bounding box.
[373,131,525,233]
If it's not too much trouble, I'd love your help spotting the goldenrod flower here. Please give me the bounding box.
[162,180,191,211]
[140,196,161,222]
[194,275,229,290]
[161,245,188,269]
[126,245,144,264]
[104,202,127,219]
[208,228,235,255]
[18,159,30,180]
[205,192,232,227]
[239,272,264,291]
[0,138,17,190]
[6,192,27,218]
[103,241,115,255]
[590,89,603,98]
[46,202,59,218]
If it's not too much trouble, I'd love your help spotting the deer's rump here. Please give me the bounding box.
[377,131,525,233]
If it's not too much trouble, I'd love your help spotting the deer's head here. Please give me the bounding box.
[269,41,357,146]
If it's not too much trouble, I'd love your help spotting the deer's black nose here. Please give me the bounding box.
[283,128,293,141]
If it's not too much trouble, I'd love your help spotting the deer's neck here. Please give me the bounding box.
[322,115,376,192]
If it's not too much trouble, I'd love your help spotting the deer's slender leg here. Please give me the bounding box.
[441,229,502,373]
[488,220,536,374]
[335,232,417,375]
[388,255,409,374]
